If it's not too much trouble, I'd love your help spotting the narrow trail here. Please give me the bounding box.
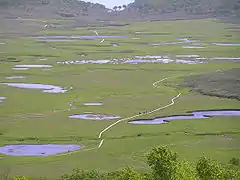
[91,30,105,44]
[91,30,99,36]
[57,77,182,156]
[98,77,181,141]
[97,92,181,148]
[100,39,105,44]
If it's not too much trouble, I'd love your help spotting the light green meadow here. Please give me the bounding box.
[0,19,239,178]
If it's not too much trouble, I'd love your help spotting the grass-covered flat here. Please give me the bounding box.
[0,19,240,178]
[184,68,240,100]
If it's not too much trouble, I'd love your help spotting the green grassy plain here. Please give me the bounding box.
[0,19,240,178]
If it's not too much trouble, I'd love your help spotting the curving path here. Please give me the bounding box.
[91,30,105,44]
[97,81,181,147]
[57,77,182,156]
[97,93,181,147]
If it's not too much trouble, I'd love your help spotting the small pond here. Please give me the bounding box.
[12,68,29,71]
[210,57,240,61]
[129,110,240,125]
[30,35,128,39]
[182,46,206,49]
[0,97,6,103]
[84,103,103,106]
[57,56,205,65]
[14,65,52,68]
[0,144,83,156]
[6,76,25,79]
[38,39,77,42]
[69,114,121,120]
[151,38,201,46]
[212,43,240,46]
[0,83,68,93]
[57,60,110,65]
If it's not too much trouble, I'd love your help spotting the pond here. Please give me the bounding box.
[0,97,6,103]
[129,110,240,124]
[212,43,240,46]
[69,114,121,120]
[30,35,128,39]
[0,144,83,156]
[12,68,30,71]
[182,46,206,49]
[0,83,68,93]
[14,65,52,68]
[56,56,205,65]
[6,76,25,79]
[84,103,103,106]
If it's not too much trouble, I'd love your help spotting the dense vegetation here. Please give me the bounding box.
[127,0,240,17]
[184,68,240,100]
[0,0,107,18]
[8,146,240,180]
[1,0,240,19]
[0,0,105,8]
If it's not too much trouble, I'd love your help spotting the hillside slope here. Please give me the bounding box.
[0,0,108,18]
[125,0,240,18]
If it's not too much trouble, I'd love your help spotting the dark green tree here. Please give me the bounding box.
[113,6,118,11]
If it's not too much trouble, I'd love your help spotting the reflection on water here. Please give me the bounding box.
[0,144,83,156]
[0,83,68,93]
[129,110,240,124]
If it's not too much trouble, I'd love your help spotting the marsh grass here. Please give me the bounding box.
[0,18,239,178]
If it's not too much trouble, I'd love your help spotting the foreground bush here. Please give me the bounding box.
[11,146,240,180]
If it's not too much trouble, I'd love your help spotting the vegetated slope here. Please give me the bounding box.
[126,0,240,19]
[0,0,108,18]
[184,68,240,100]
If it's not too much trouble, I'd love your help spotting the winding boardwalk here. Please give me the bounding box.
[97,90,181,147]
[91,30,105,44]
[57,77,182,156]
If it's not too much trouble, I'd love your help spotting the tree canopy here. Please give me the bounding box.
[128,0,240,17]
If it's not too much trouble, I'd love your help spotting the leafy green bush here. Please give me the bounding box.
[230,157,240,166]
[196,156,240,180]
[147,146,196,180]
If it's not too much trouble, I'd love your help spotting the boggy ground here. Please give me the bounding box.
[0,19,240,178]
[184,68,240,100]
